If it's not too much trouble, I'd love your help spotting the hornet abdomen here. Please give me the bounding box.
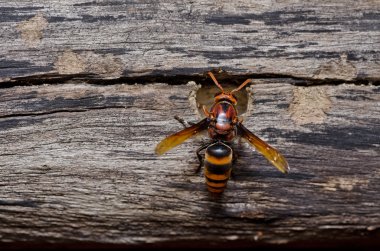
[204,142,233,193]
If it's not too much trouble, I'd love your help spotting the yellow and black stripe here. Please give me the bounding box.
[204,142,233,193]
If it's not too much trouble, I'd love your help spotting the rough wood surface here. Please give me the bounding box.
[0,0,379,83]
[0,81,379,248]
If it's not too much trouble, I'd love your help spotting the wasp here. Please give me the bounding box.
[155,72,289,193]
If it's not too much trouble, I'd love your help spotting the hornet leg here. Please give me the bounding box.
[174,115,195,128]
[195,143,212,173]
[230,149,238,179]
[232,151,238,165]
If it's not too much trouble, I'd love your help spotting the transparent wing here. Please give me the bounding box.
[237,122,289,173]
[155,118,209,155]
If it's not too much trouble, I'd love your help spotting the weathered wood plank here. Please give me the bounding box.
[0,81,379,248]
[0,0,379,82]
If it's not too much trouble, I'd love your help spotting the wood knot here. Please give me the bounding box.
[313,53,357,81]
[17,13,48,47]
[289,86,331,125]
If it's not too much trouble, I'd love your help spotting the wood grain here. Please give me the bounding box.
[0,81,379,247]
[0,0,379,83]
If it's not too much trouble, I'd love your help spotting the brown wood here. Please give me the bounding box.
[1,0,379,248]
[0,81,379,248]
[0,0,379,83]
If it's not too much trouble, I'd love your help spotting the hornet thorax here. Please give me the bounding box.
[207,100,237,142]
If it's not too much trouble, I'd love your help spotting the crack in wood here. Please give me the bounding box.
[0,106,127,119]
[0,72,378,90]
[0,199,39,208]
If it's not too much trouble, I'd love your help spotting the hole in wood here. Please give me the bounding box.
[194,83,250,117]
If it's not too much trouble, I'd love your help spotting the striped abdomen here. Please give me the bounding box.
[204,142,233,193]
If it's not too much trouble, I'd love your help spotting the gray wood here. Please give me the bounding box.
[0,81,379,247]
[0,0,379,83]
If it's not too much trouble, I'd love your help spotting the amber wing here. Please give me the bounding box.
[237,122,289,173]
[155,118,209,155]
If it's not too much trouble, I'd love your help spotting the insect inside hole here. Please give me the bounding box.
[155,72,289,193]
